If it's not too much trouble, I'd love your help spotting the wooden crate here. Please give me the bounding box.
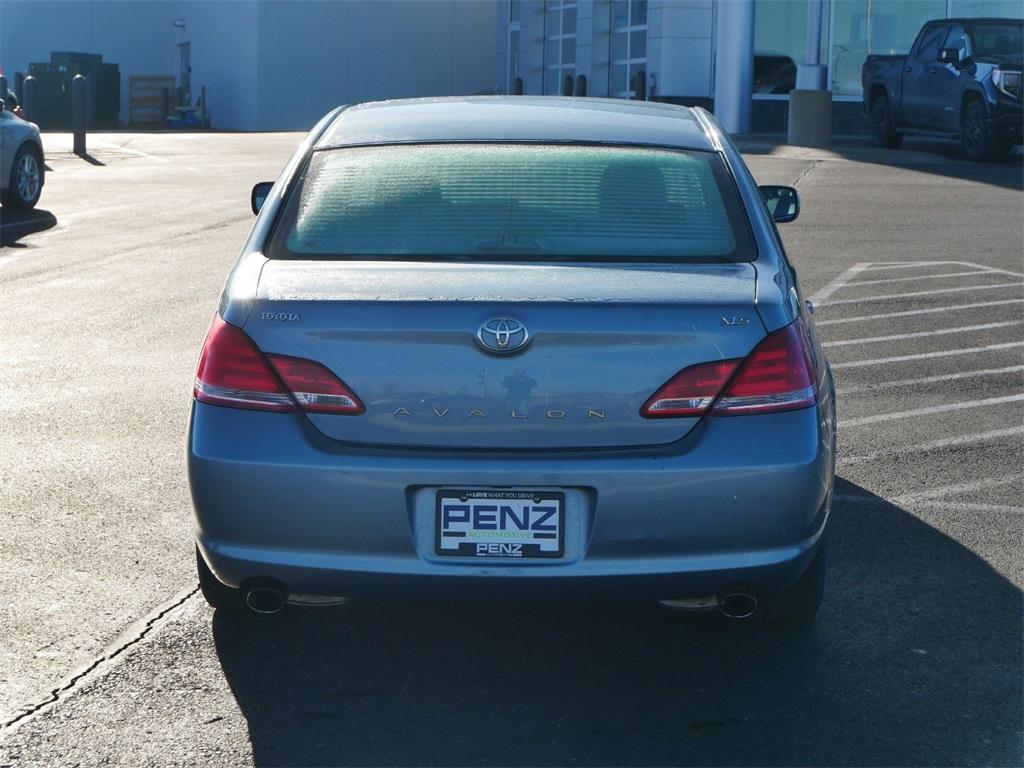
[129,75,175,126]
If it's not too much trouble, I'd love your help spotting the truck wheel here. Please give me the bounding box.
[196,546,245,611]
[1,144,44,210]
[961,99,992,162]
[870,97,902,149]
[751,543,826,625]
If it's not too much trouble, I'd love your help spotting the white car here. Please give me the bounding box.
[0,97,44,210]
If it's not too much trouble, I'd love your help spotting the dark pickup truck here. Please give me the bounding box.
[862,17,1022,160]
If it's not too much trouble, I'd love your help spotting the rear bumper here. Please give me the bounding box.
[189,400,834,601]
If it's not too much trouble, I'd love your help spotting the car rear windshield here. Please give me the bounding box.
[266,143,756,263]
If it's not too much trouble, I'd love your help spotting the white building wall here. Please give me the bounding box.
[0,0,496,131]
[647,0,714,100]
[174,1,259,131]
[254,0,498,130]
[0,0,177,123]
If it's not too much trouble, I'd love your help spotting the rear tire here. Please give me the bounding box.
[196,546,245,611]
[961,98,992,162]
[1,144,44,210]
[870,97,902,149]
[751,543,826,625]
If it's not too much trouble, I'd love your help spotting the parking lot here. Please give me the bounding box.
[0,132,1021,766]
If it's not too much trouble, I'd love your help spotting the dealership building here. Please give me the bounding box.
[1,0,1020,133]
[0,0,498,131]
[496,0,1023,135]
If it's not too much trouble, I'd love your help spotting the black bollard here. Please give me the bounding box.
[72,73,87,155]
[0,76,7,110]
[22,75,37,122]
[14,72,24,102]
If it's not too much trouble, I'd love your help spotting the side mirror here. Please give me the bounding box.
[938,48,961,65]
[759,185,800,223]
[251,181,274,215]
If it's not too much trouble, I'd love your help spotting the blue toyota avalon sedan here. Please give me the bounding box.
[188,97,836,624]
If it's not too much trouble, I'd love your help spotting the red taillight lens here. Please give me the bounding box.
[640,320,818,419]
[711,321,817,416]
[266,354,364,415]
[641,360,741,417]
[194,316,295,412]
[193,315,364,415]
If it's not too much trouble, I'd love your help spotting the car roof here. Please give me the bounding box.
[316,96,718,152]
[934,17,1023,24]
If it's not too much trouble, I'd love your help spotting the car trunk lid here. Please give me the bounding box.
[243,260,764,450]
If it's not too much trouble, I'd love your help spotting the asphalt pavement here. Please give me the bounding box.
[0,131,1021,767]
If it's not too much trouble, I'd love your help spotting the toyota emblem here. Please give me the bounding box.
[476,317,529,353]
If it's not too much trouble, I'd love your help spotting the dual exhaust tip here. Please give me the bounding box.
[243,578,352,614]
[244,579,758,619]
[716,590,759,619]
[244,579,289,614]
[658,588,759,619]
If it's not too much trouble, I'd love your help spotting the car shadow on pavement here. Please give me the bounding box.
[212,477,1022,767]
[0,208,57,247]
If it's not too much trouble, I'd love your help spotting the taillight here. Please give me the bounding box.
[194,316,295,412]
[266,355,364,414]
[640,320,817,419]
[194,315,364,415]
[711,321,817,416]
[641,360,741,417]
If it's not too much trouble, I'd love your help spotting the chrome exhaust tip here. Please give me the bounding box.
[658,596,718,611]
[717,591,758,619]
[244,580,289,614]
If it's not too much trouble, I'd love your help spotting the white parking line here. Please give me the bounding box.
[895,475,1019,502]
[815,298,1024,326]
[822,282,1024,306]
[115,146,170,164]
[831,340,1024,369]
[840,425,1024,463]
[846,270,997,287]
[836,365,1024,395]
[807,262,871,304]
[832,494,1023,514]
[840,394,1024,427]
[860,260,1023,278]
[953,262,1024,279]
[916,501,1024,514]
[823,321,1020,348]
[860,262,935,271]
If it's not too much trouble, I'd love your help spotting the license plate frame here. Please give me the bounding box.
[434,489,565,559]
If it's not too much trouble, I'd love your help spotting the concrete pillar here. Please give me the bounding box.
[713,0,754,134]
[789,0,830,147]
[787,90,831,146]
[796,0,827,89]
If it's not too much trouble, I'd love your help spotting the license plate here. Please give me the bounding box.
[435,490,565,559]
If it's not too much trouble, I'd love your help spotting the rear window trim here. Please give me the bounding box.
[264,140,759,265]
